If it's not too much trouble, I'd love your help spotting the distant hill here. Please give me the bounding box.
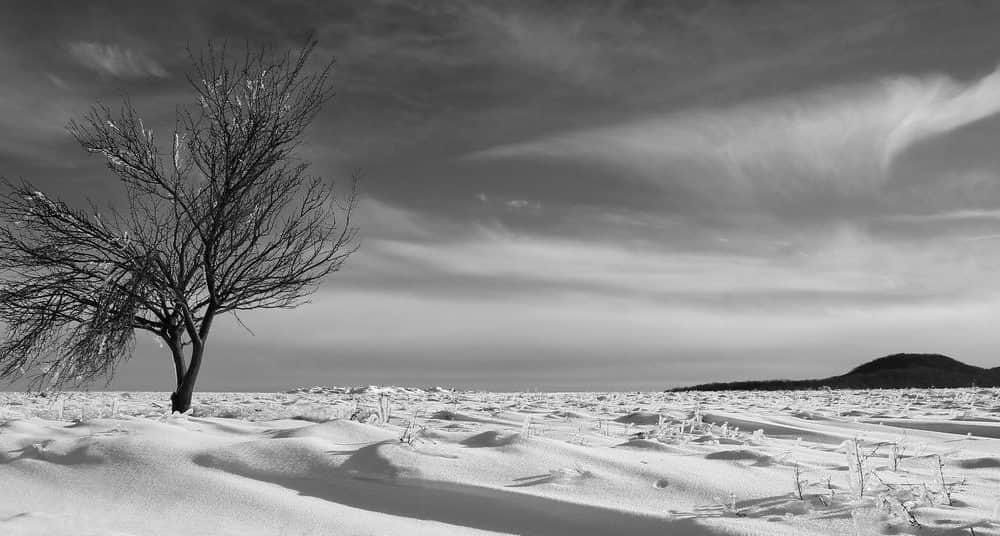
[670,353,1000,391]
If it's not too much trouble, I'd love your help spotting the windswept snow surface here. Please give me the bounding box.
[2,388,1000,535]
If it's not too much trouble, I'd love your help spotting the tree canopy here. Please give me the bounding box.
[0,40,358,411]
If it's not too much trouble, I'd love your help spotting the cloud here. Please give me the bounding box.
[68,42,167,78]
[883,68,1000,166]
[202,204,1000,388]
[471,67,1000,217]
[885,208,1000,223]
[505,199,541,211]
[469,6,610,86]
[336,203,999,313]
[463,2,902,98]
[214,257,1000,389]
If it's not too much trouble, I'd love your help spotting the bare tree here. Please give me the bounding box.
[0,40,358,413]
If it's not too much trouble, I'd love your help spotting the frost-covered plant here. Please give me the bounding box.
[822,476,837,506]
[845,438,867,500]
[377,392,391,424]
[399,411,423,445]
[877,493,921,528]
[350,397,378,423]
[792,461,806,500]
[595,418,609,436]
[934,454,965,506]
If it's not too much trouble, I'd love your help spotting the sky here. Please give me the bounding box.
[4,1,1000,391]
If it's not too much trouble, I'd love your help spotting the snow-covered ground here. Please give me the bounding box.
[1,388,999,535]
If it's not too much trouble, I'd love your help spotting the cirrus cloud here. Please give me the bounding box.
[471,66,1000,217]
[68,42,167,78]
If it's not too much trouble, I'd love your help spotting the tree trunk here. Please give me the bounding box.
[169,341,186,389]
[170,385,193,414]
[170,345,204,414]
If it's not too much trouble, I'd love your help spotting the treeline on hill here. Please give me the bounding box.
[671,353,1000,392]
